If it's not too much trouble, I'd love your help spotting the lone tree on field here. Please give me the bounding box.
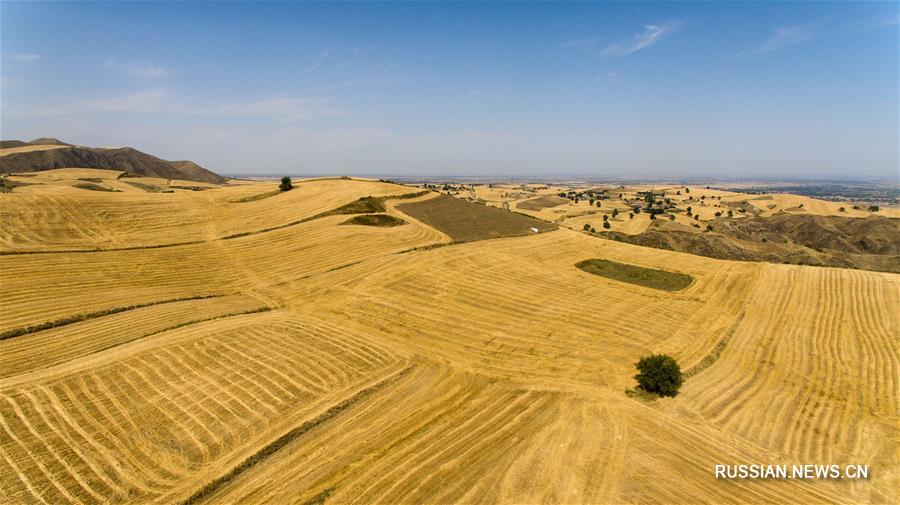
[279,176,293,192]
[634,354,683,397]
[603,221,611,229]
[612,208,619,218]
[583,223,591,231]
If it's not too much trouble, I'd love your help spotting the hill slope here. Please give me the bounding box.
[605,214,899,273]
[0,140,225,184]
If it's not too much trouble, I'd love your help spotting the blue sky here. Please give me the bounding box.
[1,1,898,178]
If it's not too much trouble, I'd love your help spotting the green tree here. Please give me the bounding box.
[612,208,619,218]
[583,223,591,231]
[727,210,733,218]
[603,221,611,229]
[279,176,293,191]
[868,205,880,212]
[603,214,609,222]
[629,212,634,220]
[634,354,684,397]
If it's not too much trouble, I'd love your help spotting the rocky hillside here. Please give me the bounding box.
[0,139,225,184]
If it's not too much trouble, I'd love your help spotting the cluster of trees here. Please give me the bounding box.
[279,177,293,191]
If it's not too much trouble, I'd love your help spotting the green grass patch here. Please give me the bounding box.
[575,259,693,291]
[231,189,281,203]
[74,182,120,192]
[170,185,211,191]
[0,178,34,193]
[340,214,407,227]
[122,180,164,192]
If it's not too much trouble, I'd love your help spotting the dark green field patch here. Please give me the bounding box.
[122,180,165,192]
[0,178,34,193]
[73,182,120,192]
[341,214,407,227]
[231,189,281,203]
[575,259,693,291]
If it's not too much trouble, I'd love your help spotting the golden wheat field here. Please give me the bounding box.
[0,174,897,504]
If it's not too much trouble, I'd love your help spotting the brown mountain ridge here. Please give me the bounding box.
[0,139,226,184]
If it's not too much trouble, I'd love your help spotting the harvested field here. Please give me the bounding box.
[516,195,569,211]
[0,144,68,157]
[0,177,896,505]
[397,193,558,242]
[576,258,693,291]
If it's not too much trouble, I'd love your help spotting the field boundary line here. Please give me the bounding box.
[179,364,417,505]
[684,308,748,378]
[0,191,431,255]
[0,293,230,340]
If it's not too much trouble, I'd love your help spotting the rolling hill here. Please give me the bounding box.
[0,176,896,504]
[0,139,225,184]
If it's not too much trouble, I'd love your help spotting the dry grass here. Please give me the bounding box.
[0,144,68,157]
[0,177,896,505]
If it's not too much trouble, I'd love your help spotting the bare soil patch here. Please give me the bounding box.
[397,194,557,242]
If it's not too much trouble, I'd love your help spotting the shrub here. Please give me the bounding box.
[634,354,683,397]
[602,214,608,222]
[603,221,610,229]
[629,212,634,220]
[612,208,619,218]
[727,210,733,218]
[868,205,880,212]
[838,207,845,212]
[279,176,293,191]
[583,223,591,231]
[669,214,675,221]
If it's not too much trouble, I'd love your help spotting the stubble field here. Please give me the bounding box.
[0,173,896,504]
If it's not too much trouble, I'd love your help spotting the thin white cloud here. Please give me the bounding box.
[104,58,172,78]
[13,89,342,122]
[853,15,900,32]
[305,51,329,73]
[750,25,814,55]
[6,53,40,62]
[334,66,400,88]
[604,21,681,56]
[213,96,343,121]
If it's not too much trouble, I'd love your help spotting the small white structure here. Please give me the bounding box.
[530,227,539,233]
